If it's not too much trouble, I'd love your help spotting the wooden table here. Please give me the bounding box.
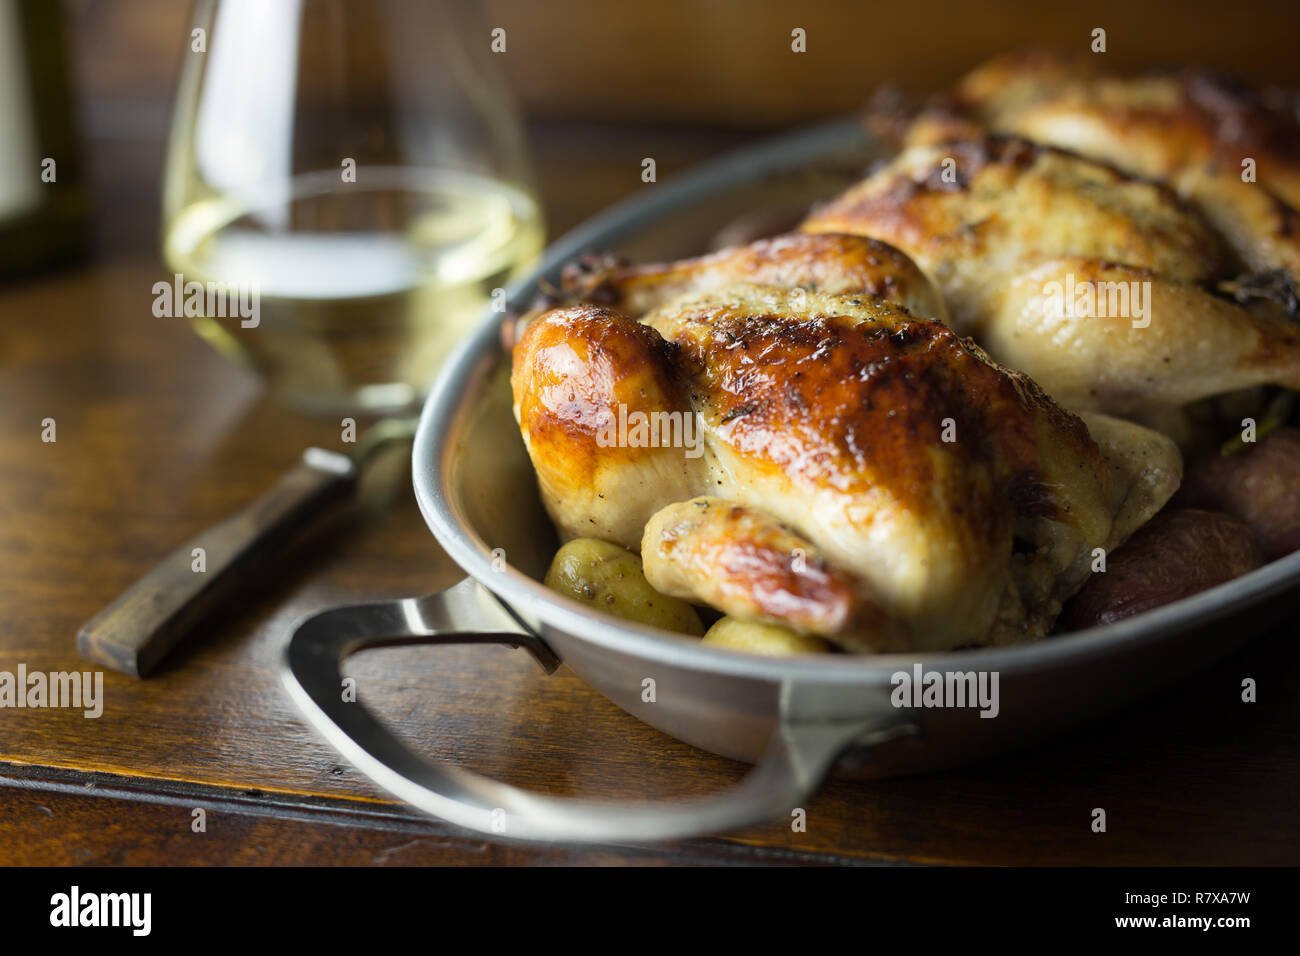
[2,118,1297,867]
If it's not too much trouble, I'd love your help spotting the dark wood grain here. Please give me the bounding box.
[0,765,845,866]
[76,450,360,677]
[2,5,1298,865]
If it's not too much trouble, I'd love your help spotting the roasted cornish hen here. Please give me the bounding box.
[512,277,1180,652]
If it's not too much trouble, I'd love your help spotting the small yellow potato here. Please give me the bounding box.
[544,538,704,636]
[701,617,831,656]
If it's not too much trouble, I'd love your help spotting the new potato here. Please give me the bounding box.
[1177,427,1300,561]
[702,617,831,656]
[544,538,704,635]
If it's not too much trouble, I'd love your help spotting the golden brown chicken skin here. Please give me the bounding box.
[511,305,706,550]
[512,284,1177,652]
[906,51,1300,277]
[641,497,898,649]
[804,135,1223,324]
[561,231,947,321]
[803,134,1300,419]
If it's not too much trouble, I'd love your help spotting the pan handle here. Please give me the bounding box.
[282,577,904,843]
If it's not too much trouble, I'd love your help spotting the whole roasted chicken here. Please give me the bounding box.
[511,234,1180,652]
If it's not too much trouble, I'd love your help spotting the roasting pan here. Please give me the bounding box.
[281,118,1300,843]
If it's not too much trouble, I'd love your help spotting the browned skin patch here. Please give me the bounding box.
[665,304,1055,529]
[646,497,865,634]
[513,294,1098,533]
[920,52,1300,277]
[511,305,689,483]
[1142,70,1300,182]
[806,134,1218,276]
[948,53,1300,180]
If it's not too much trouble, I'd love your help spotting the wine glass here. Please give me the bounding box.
[162,0,544,415]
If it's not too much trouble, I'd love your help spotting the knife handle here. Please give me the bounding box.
[78,448,359,677]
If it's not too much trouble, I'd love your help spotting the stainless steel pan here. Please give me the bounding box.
[282,119,1300,843]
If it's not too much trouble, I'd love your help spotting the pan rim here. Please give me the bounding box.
[413,116,1300,686]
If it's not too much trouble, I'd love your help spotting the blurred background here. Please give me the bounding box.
[53,0,1300,256]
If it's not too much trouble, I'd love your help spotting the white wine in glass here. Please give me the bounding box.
[162,0,544,415]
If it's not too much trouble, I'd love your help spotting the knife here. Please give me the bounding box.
[77,417,417,677]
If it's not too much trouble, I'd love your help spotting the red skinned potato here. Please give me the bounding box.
[1059,509,1263,631]
[1176,428,1300,561]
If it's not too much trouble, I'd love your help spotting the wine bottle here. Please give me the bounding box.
[0,0,88,278]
